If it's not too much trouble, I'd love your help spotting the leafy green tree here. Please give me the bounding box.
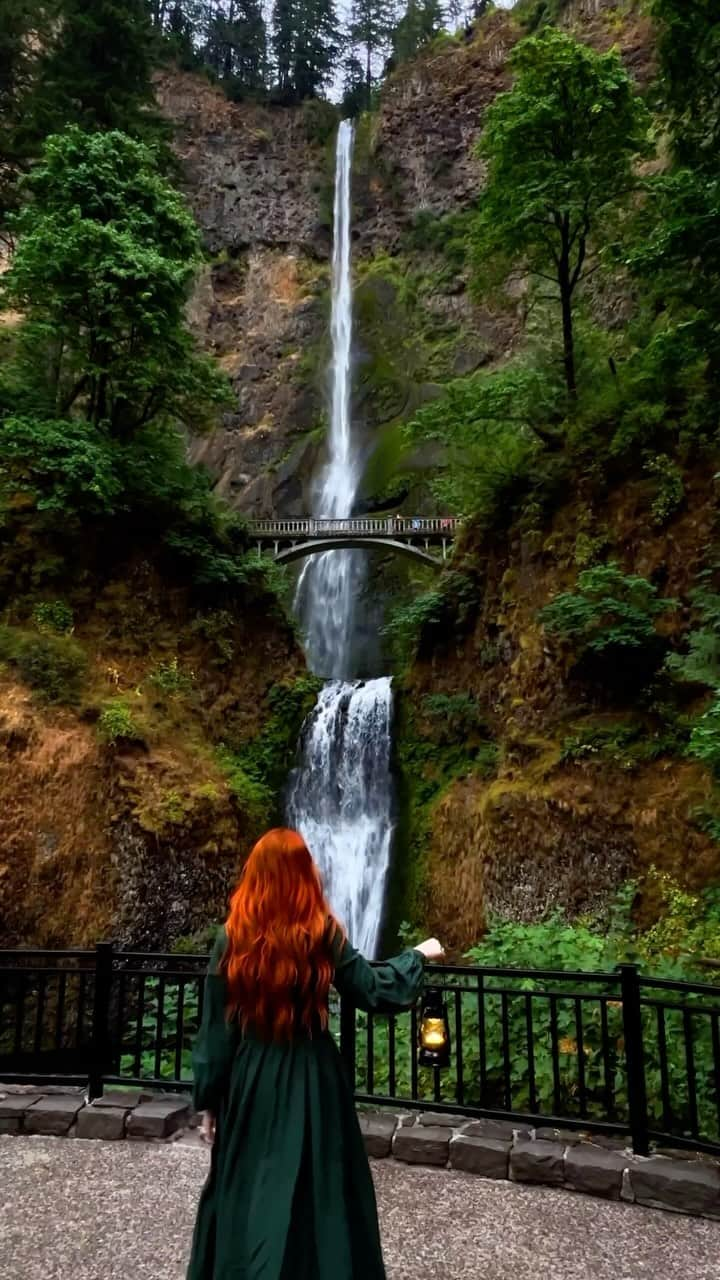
[1,128,227,435]
[32,0,161,139]
[471,29,652,398]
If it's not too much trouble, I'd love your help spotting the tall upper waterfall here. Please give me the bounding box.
[288,122,394,957]
[294,119,364,679]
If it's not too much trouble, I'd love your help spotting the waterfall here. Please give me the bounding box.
[294,119,364,679]
[286,680,394,957]
[288,122,394,956]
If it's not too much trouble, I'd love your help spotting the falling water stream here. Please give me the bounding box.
[287,122,394,956]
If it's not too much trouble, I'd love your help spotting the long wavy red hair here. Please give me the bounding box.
[220,828,342,1042]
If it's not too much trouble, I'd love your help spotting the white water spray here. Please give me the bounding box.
[289,123,394,955]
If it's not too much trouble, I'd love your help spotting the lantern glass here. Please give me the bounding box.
[418,986,451,1070]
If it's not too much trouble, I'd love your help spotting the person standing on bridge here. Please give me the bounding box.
[187,827,444,1280]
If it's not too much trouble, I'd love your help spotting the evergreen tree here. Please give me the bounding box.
[391,0,443,65]
[218,0,268,95]
[348,0,397,108]
[293,0,340,99]
[272,0,295,96]
[33,0,161,138]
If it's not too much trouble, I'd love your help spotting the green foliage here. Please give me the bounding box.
[650,0,720,166]
[471,28,652,395]
[119,978,198,1083]
[31,599,74,635]
[391,690,499,932]
[97,698,141,746]
[404,361,562,520]
[216,747,275,827]
[667,585,720,690]
[382,571,479,669]
[149,656,195,698]
[31,0,162,143]
[0,624,86,704]
[638,870,720,966]
[301,97,339,146]
[2,128,228,436]
[391,0,443,66]
[560,720,686,769]
[421,692,487,743]
[644,453,685,525]
[540,563,677,664]
[687,697,720,779]
[217,676,321,824]
[0,416,124,518]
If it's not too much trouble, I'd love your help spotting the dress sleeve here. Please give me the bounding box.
[332,934,425,1013]
[192,927,239,1113]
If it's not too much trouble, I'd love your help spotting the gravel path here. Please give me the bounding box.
[1,1135,719,1280]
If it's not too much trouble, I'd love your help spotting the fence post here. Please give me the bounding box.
[618,963,649,1156]
[88,942,115,1102]
[340,995,357,1093]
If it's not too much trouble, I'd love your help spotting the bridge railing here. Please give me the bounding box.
[2,945,719,1157]
[247,517,463,538]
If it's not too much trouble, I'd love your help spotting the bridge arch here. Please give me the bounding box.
[247,516,462,569]
[273,536,444,568]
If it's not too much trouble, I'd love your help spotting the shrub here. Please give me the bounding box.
[422,692,487,744]
[666,586,720,689]
[644,453,685,525]
[382,572,479,670]
[149,656,194,698]
[32,600,74,635]
[0,625,86,703]
[216,748,274,827]
[97,699,141,746]
[540,563,677,672]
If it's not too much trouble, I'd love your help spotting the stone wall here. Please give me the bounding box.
[3,1085,719,1221]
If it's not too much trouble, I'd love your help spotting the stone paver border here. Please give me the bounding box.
[3,1084,719,1221]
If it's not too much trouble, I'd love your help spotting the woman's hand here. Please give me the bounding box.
[200,1111,216,1145]
[414,938,445,962]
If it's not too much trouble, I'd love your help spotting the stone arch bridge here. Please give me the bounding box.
[247,516,463,567]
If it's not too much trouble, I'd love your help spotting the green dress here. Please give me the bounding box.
[187,930,425,1280]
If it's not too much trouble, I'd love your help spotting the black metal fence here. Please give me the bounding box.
[2,945,719,1158]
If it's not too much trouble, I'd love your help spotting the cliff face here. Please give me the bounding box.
[394,465,720,951]
[0,561,310,950]
[160,4,653,522]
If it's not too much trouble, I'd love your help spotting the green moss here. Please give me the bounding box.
[386,687,499,939]
[217,675,322,826]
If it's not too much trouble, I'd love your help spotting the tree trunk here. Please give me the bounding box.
[366,43,372,111]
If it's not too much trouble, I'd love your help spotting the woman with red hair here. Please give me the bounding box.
[187,827,443,1279]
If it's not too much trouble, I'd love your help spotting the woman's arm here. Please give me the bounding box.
[191,928,239,1115]
[332,935,443,1013]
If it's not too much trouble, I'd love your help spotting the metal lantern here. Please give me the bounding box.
[418,986,451,1070]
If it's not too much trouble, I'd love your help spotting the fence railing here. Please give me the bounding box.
[2,946,719,1157]
[247,517,463,538]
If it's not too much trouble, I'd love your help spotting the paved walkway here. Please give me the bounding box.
[1,1136,718,1280]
